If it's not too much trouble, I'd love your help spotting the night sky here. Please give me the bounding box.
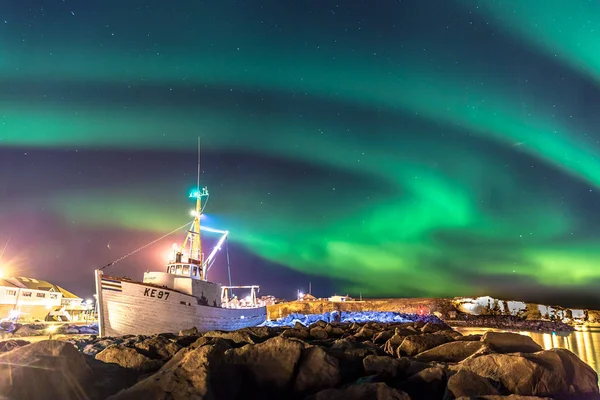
[2,1,600,307]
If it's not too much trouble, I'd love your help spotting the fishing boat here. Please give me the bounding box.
[94,152,267,337]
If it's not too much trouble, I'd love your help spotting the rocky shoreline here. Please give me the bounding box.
[0,312,597,400]
[0,321,98,339]
[447,315,575,333]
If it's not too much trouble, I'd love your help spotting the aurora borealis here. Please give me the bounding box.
[2,1,600,307]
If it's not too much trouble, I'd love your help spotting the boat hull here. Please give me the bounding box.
[96,274,266,337]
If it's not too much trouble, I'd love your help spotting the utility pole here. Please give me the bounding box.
[309,281,312,295]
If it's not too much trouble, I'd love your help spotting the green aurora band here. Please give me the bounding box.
[2,0,600,298]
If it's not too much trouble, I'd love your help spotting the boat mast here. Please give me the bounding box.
[179,138,209,274]
[192,137,203,262]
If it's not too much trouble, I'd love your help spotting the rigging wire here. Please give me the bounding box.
[99,220,193,271]
[226,237,232,287]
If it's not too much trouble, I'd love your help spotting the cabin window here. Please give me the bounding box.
[182,265,190,275]
[175,265,182,275]
[5,290,16,296]
[50,294,58,299]
[192,266,198,276]
[36,293,45,298]
[22,292,32,297]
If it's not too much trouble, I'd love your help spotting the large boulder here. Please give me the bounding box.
[373,329,395,345]
[293,346,341,396]
[306,382,411,400]
[134,335,182,360]
[12,325,43,337]
[383,333,406,356]
[445,370,500,399]
[310,327,329,340]
[363,355,429,380]
[455,396,553,400]
[107,340,231,400]
[422,322,452,334]
[328,339,383,382]
[414,341,487,363]
[203,330,256,345]
[220,336,305,399]
[96,345,164,372]
[399,366,447,400]
[0,341,92,400]
[0,339,30,353]
[456,348,599,399]
[481,331,542,353]
[398,333,452,357]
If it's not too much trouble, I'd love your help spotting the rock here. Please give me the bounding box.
[282,328,310,340]
[399,333,452,357]
[445,370,500,399]
[58,325,81,334]
[221,336,305,398]
[456,348,599,399]
[96,345,164,372]
[329,339,383,382]
[399,367,447,400]
[178,326,199,336]
[306,382,411,400]
[203,330,256,345]
[325,324,346,337]
[414,341,486,363]
[455,334,482,342]
[422,322,452,334]
[383,333,407,356]
[295,321,308,329]
[107,339,231,400]
[309,320,328,329]
[363,355,429,380]
[373,329,395,344]
[413,320,426,329]
[13,325,43,337]
[293,346,341,396]
[481,331,542,353]
[354,325,377,340]
[134,335,182,360]
[0,339,30,353]
[455,396,553,400]
[310,327,329,340]
[242,326,272,341]
[0,340,92,400]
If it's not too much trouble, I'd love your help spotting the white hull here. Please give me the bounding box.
[96,274,266,337]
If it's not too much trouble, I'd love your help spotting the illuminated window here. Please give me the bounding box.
[22,292,32,297]
[5,290,16,296]
[50,294,58,299]
[175,265,182,274]
[192,266,198,276]
[182,266,190,275]
[36,293,45,298]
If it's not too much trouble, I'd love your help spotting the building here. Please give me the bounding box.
[0,277,86,322]
[299,293,317,301]
[328,294,354,302]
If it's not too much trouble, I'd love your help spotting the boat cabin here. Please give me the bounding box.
[165,262,205,280]
[143,255,221,307]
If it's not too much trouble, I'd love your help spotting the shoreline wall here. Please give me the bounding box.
[267,296,600,325]
[266,298,455,321]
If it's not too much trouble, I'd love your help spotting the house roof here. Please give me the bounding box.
[56,286,81,299]
[0,277,82,300]
[0,278,18,288]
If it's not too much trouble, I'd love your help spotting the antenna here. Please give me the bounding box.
[197,136,201,193]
